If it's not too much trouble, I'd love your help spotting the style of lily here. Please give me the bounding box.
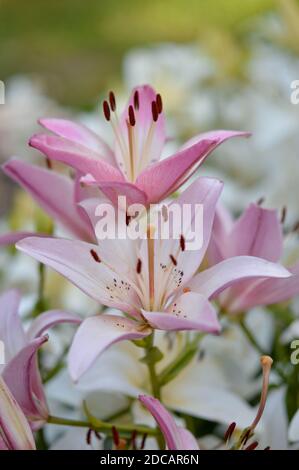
[139,395,199,450]
[0,375,36,450]
[206,202,299,313]
[27,84,249,207]
[0,289,80,428]
[16,177,291,382]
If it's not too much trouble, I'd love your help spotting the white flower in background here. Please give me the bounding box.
[0,76,63,161]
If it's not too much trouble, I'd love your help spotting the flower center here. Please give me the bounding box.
[102,90,163,182]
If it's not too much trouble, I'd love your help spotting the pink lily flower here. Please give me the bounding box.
[206,202,299,313]
[139,395,199,450]
[0,289,80,428]
[1,158,95,245]
[0,375,36,450]
[16,178,291,382]
[28,84,250,207]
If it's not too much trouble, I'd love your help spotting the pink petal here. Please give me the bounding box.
[167,177,223,284]
[0,231,46,247]
[207,202,234,265]
[188,256,291,299]
[142,292,220,333]
[0,289,26,360]
[3,336,49,425]
[27,310,81,340]
[139,395,199,450]
[80,178,148,207]
[228,260,299,312]
[39,118,115,164]
[0,376,36,450]
[3,159,94,241]
[17,237,141,318]
[136,130,249,203]
[29,134,124,182]
[227,203,283,262]
[68,315,151,381]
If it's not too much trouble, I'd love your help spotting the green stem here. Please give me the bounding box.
[143,332,165,449]
[239,318,288,382]
[240,318,265,355]
[47,415,158,438]
[38,262,45,302]
[145,332,161,400]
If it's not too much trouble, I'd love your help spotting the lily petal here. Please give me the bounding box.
[27,310,81,341]
[136,138,218,203]
[80,177,148,207]
[188,256,291,299]
[161,177,223,288]
[228,203,283,262]
[0,231,46,247]
[3,336,48,425]
[3,158,94,241]
[136,130,249,203]
[139,395,199,450]
[17,237,141,317]
[39,118,115,164]
[0,376,36,450]
[227,261,299,312]
[142,292,220,333]
[0,289,26,360]
[29,134,124,182]
[68,315,151,381]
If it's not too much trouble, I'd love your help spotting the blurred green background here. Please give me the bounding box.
[1,0,298,109]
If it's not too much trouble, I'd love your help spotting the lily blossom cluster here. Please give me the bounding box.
[1,84,299,450]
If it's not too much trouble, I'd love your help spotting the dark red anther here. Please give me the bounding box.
[128,105,136,126]
[136,258,142,274]
[45,158,52,170]
[281,206,287,224]
[109,91,116,111]
[169,254,177,266]
[151,100,158,122]
[224,422,236,442]
[94,430,102,440]
[140,433,147,450]
[244,441,259,450]
[103,100,111,121]
[90,249,101,263]
[180,235,186,252]
[112,426,120,446]
[134,90,139,110]
[263,446,271,450]
[126,213,131,226]
[130,430,137,450]
[293,220,299,232]
[156,93,163,114]
[86,428,92,445]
